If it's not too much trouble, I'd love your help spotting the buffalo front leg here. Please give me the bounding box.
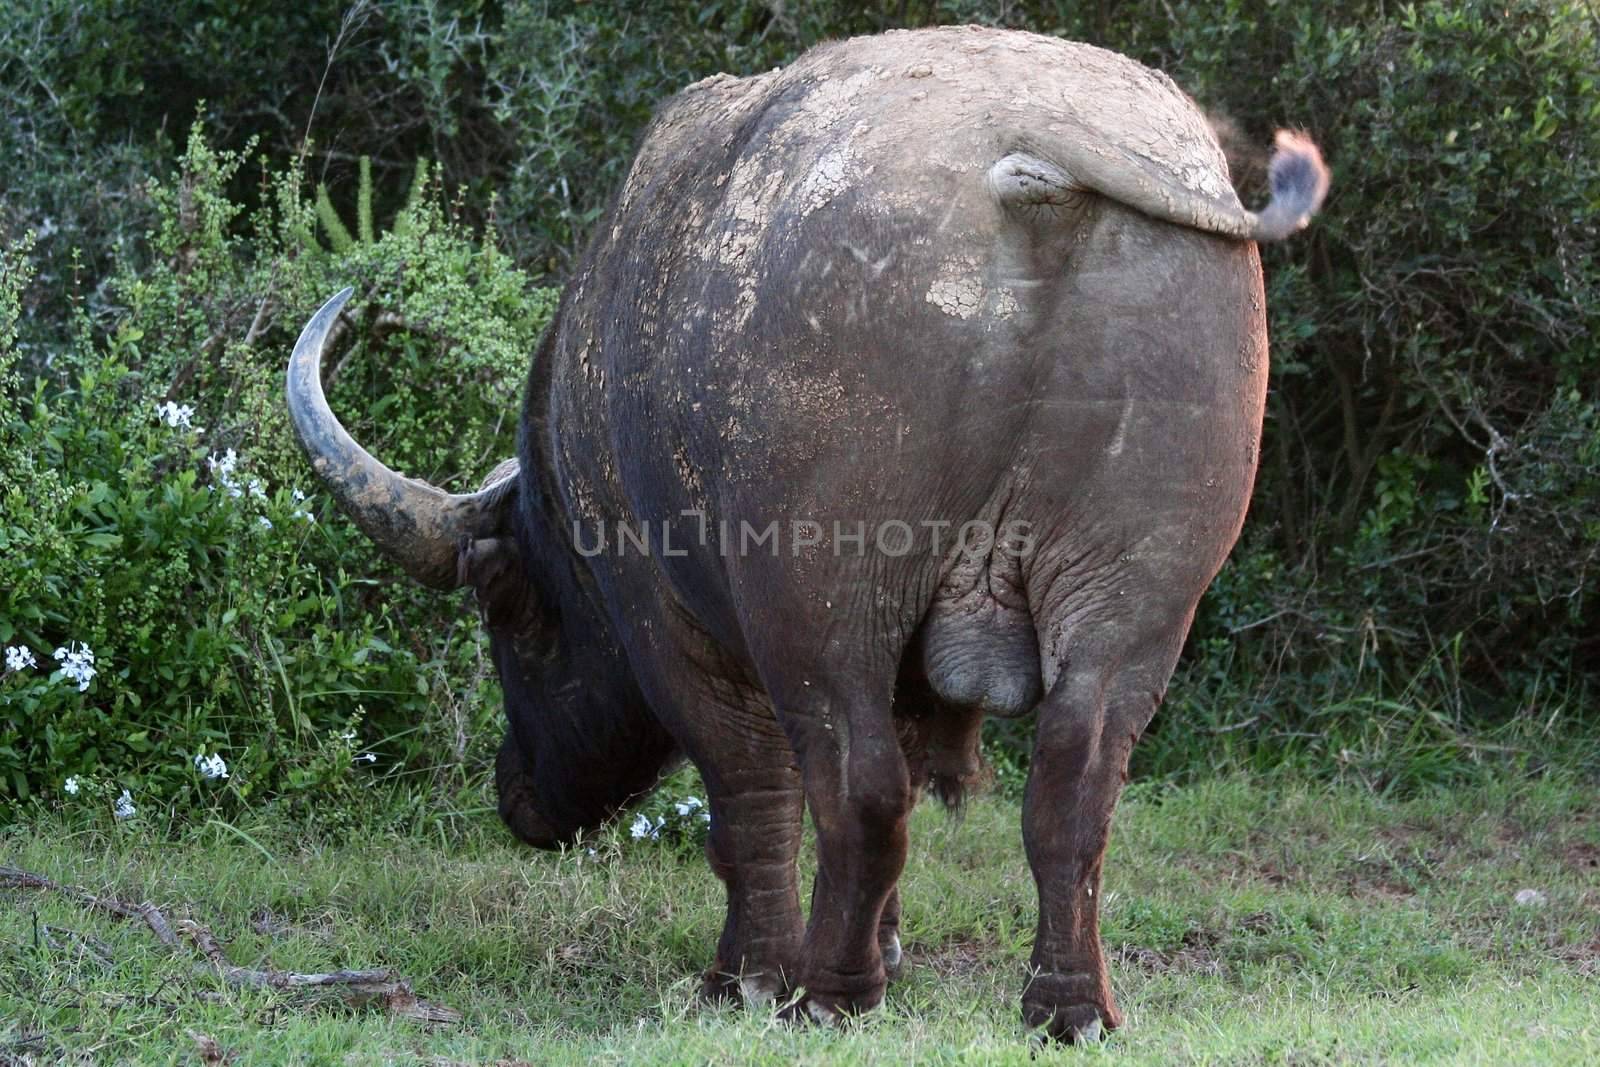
[627,644,806,1008]
[700,759,805,1005]
[1021,651,1174,1042]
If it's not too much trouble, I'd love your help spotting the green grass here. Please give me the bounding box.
[2,771,1596,1065]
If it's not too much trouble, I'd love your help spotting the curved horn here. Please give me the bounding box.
[286,288,518,590]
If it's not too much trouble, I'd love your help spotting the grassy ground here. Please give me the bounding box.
[2,771,1596,1065]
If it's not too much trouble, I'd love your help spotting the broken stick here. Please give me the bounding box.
[0,864,461,1024]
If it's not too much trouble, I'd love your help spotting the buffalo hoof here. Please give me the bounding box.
[1023,1001,1112,1045]
[777,994,851,1028]
[698,967,786,1008]
[1021,971,1119,1044]
[778,976,886,1027]
[879,931,904,979]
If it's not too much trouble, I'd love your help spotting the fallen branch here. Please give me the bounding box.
[2,865,177,946]
[176,919,461,1022]
[1,865,460,1025]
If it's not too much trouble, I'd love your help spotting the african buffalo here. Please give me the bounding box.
[287,26,1326,1040]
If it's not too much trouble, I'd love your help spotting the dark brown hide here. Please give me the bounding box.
[289,26,1326,1042]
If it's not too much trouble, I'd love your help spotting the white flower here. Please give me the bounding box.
[629,813,663,840]
[207,449,244,497]
[674,796,704,817]
[113,789,136,819]
[257,516,273,529]
[246,478,266,501]
[4,645,37,672]
[154,401,198,431]
[63,776,80,795]
[337,729,357,742]
[194,752,229,780]
[51,642,96,692]
[353,752,378,764]
[291,488,315,523]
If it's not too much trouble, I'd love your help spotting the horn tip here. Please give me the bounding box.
[290,287,357,371]
[324,286,356,318]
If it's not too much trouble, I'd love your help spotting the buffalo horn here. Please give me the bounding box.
[285,288,518,590]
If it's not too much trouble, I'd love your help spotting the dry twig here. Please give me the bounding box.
[0,865,461,1025]
[2,865,177,946]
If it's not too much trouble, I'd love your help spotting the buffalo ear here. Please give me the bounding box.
[458,536,527,627]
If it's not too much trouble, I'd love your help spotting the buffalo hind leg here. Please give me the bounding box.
[777,675,913,1021]
[1021,637,1180,1042]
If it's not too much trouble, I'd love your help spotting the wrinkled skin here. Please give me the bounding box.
[293,27,1325,1041]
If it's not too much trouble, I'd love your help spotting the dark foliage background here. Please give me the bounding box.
[2,0,1595,815]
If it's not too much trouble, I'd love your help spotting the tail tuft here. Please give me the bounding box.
[1253,129,1330,241]
[928,767,971,813]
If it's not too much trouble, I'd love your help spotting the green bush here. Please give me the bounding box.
[1132,0,1600,780]
[3,0,1596,810]
[0,122,557,817]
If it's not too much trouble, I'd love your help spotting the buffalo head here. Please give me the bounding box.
[285,289,675,849]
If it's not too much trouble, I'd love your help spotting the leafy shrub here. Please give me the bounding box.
[3,0,1596,807]
[0,122,557,817]
[1128,0,1600,780]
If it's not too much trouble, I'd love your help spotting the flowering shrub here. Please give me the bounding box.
[50,643,96,692]
[625,772,712,853]
[4,0,1595,816]
[193,752,229,780]
[629,798,711,843]
[0,124,557,816]
[154,402,198,431]
[112,789,136,820]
